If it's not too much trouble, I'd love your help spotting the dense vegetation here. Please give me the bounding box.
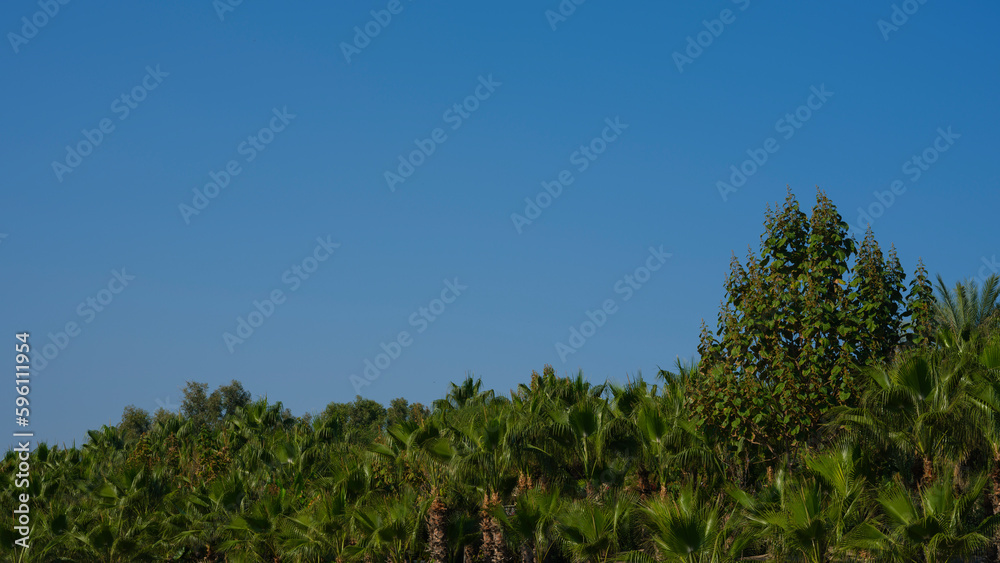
[4,190,1000,562]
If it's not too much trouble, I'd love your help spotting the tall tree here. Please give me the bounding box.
[692,189,917,468]
[851,230,907,365]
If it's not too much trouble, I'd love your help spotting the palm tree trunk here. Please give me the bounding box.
[992,448,1000,562]
[922,456,934,487]
[636,467,650,500]
[464,544,475,563]
[519,542,534,563]
[514,471,532,498]
[481,492,511,563]
[428,492,448,563]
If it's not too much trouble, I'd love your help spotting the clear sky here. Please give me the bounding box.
[2,1,998,449]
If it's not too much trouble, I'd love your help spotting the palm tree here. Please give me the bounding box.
[730,448,886,563]
[220,488,295,561]
[492,487,563,563]
[732,471,829,562]
[371,418,457,562]
[624,483,748,563]
[801,446,886,561]
[548,396,638,497]
[348,487,430,562]
[834,350,981,487]
[873,473,999,562]
[435,375,495,412]
[969,335,1000,559]
[557,492,640,563]
[447,408,519,563]
[165,473,246,558]
[71,464,169,561]
[279,490,351,560]
[934,274,1000,353]
[446,511,482,563]
[650,362,727,493]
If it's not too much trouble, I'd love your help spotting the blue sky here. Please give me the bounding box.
[2,1,998,449]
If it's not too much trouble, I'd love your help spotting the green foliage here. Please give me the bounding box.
[320,395,389,444]
[117,405,151,442]
[905,258,936,347]
[692,189,926,469]
[874,474,999,562]
[851,230,907,365]
[210,379,252,419]
[180,381,217,428]
[934,273,1000,354]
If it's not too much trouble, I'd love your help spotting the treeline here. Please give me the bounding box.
[3,189,1000,562]
[120,380,431,447]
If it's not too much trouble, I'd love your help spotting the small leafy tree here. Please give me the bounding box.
[321,395,388,444]
[209,379,252,419]
[117,405,151,442]
[181,381,220,428]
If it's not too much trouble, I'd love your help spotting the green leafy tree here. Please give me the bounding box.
[152,406,176,428]
[851,230,907,365]
[387,397,412,428]
[905,259,936,348]
[321,395,388,444]
[117,405,151,443]
[692,189,920,469]
[386,397,431,427]
[209,379,252,420]
[181,381,221,428]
